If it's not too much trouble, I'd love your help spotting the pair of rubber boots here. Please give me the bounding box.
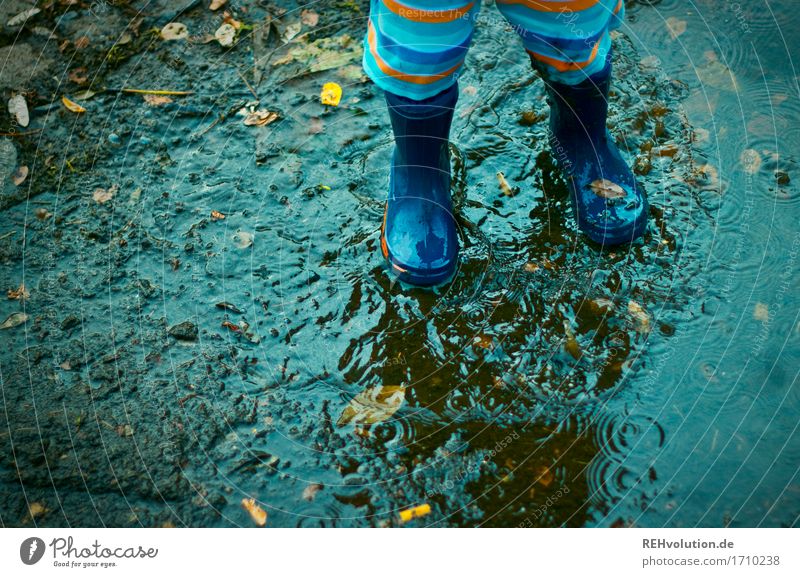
[380,57,649,286]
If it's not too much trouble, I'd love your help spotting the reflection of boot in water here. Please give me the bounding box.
[540,54,649,245]
[380,83,460,286]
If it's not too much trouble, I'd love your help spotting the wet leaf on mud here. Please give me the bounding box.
[754,302,769,322]
[93,184,117,204]
[61,96,86,113]
[211,210,226,220]
[281,21,302,43]
[665,17,687,39]
[302,483,323,501]
[320,82,342,106]
[7,283,29,301]
[8,94,29,127]
[496,171,514,196]
[233,231,254,248]
[473,334,494,350]
[161,22,189,40]
[740,149,762,174]
[627,301,651,334]
[68,67,88,85]
[143,94,173,106]
[272,34,362,73]
[563,321,581,360]
[27,501,47,519]
[209,0,227,10]
[337,385,406,426]
[216,301,243,314]
[243,109,279,126]
[215,23,236,47]
[523,262,540,273]
[12,165,29,186]
[589,178,626,199]
[301,9,320,27]
[399,503,431,523]
[74,36,90,49]
[696,53,739,92]
[1,312,28,329]
[116,424,134,437]
[534,465,554,487]
[8,7,40,27]
[241,498,267,526]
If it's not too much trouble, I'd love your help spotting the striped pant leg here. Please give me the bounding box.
[362,0,480,101]
[495,0,625,84]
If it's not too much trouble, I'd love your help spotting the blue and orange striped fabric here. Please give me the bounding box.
[362,0,625,100]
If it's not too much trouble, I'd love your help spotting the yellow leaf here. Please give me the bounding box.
[399,504,431,523]
[28,502,47,519]
[209,0,227,10]
[241,498,267,526]
[211,210,226,220]
[337,385,405,426]
[61,95,86,113]
[590,178,626,199]
[320,82,342,106]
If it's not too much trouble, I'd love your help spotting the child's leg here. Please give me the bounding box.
[363,0,480,285]
[362,0,480,100]
[495,0,624,85]
[497,0,647,246]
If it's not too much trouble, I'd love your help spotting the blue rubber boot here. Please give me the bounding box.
[542,56,648,245]
[380,83,459,286]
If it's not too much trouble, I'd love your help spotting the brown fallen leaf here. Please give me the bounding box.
[301,9,319,27]
[740,149,762,175]
[233,231,254,248]
[590,178,626,199]
[28,501,47,519]
[61,95,86,113]
[7,283,29,301]
[209,0,227,10]
[497,171,513,196]
[1,312,28,329]
[563,321,581,360]
[68,67,88,85]
[302,483,323,501]
[8,94,29,127]
[74,36,90,49]
[666,17,687,39]
[12,165,29,186]
[211,210,226,220]
[241,498,267,526]
[215,23,236,46]
[160,22,189,41]
[627,300,651,334]
[243,109,279,127]
[143,94,173,106]
[93,184,117,204]
[535,465,554,487]
[337,385,406,426]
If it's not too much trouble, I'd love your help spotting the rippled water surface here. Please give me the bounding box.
[0,0,797,527]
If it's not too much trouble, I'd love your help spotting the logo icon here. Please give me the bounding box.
[20,537,46,565]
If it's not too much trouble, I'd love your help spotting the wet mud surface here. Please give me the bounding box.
[0,0,797,527]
